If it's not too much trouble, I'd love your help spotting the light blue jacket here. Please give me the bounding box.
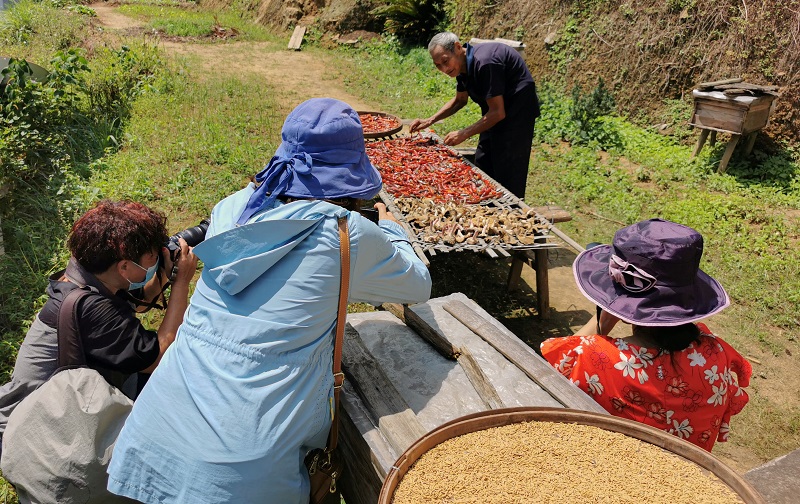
[108,185,431,503]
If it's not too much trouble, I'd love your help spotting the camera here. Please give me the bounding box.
[359,206,380,224]
[164,219,210,262]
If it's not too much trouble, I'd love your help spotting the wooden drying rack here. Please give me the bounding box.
[371,133,580,318]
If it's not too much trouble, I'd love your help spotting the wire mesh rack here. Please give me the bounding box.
[366,134,561,265]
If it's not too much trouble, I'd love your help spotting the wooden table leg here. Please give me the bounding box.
[507,253,525,290]
[718,134,741,174]
[692,129,710,158]
[534,248,550,319]
[709,130,717,147]
[743,132,758,157]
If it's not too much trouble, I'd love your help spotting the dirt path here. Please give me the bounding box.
[89,5,778,473]
[91,3,146,30]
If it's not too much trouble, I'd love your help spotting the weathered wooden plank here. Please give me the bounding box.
[529,205,572,223]
[443,300,608,414]
[716,82,779,92]
[287,25,306,50]
[485,248,498,258]
[534,248,550,319]
[381,303,458,358]
[342,324,428,453]
[387,303,505,409]
[338,383,395,504]
[456,346,505,410]
[696,77,743,89]
[692,129,710,158]
[506,254,526,290]
[717,134,741,174]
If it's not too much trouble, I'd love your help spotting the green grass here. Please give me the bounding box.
[93,70,282,223]
[325,36,482,145]
[117,3,275,40]
[0,0,90,63]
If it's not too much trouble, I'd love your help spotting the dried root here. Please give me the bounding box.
[394,198,548,248]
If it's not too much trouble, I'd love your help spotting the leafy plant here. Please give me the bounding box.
[0,51,88,195]
[372,0,447,43]
[568,78,622,150]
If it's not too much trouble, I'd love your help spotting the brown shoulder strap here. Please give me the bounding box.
[327,216,350,451]
[57,287,91,368]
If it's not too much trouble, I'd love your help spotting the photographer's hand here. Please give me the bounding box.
[171,238,199,286]
[142,238,198,373]
[375,202,399,224]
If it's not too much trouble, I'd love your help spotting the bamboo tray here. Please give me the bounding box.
[358,111,403,139]
[379,407,766,504]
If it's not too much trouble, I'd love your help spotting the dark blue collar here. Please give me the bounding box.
[464,43,474,78]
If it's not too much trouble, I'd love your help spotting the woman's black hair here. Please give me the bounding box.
[633,323,702,355]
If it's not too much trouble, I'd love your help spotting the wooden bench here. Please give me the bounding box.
[339,293,607,504]
[507,205,573,319]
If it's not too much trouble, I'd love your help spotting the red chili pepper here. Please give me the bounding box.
[365,137,502,203]
[359,113,401,135]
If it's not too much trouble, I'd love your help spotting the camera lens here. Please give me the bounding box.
[170,219,210,248]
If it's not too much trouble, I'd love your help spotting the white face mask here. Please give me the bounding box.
[126,259,158,290]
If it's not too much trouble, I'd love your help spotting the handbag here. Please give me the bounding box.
[0,287,136,504]
[304,216,350,504]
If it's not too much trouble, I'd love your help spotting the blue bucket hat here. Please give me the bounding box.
[237,98,382,225]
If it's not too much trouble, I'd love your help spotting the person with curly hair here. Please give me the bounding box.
[0,199,198,452]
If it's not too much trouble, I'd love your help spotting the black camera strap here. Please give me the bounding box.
[123,271,171,312]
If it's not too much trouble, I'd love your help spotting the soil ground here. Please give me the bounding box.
[88,4,790,474]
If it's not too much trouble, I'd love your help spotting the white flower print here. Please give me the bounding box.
[707,382,728,406]
[722,367,733,385]
[574,345,584,355]
[615,339,630,351]
[633,347,654,368]
[665,410,674,424]
[719,422,730,441]
[584,372,604,396]
[580,335,594,346]
[614,352,642,378]
[557,353,574,372]
[671,418,694,439]
[704,365,720,385]
[637,368,649,384]
[687,350,706,367]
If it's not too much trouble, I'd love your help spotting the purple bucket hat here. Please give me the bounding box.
[237,98,382,225]
[573,219,730,326]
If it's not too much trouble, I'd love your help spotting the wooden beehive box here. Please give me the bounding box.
[689,89,776,136]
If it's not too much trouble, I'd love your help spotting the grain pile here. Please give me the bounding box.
[392,421,744,504]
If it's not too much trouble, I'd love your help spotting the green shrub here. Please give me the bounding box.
[0,0,86,49]
[85,43,171,126]
[568,78,622,150]
[0,52,88,197]
[372,0,448,43]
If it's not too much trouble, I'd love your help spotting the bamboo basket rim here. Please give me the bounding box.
[378,406,765,504]
[357,111,403,138]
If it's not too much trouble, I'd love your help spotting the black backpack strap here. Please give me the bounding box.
[57,287,92,368]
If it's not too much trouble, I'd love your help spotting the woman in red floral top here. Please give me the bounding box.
[541,219,751,451]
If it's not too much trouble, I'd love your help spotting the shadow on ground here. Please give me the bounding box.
[427,247,596,354]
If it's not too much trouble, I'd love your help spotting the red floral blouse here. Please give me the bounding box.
[541,324,752,451]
